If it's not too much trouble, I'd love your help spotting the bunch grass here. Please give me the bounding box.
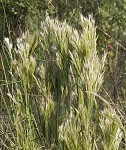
[0,14,125,150]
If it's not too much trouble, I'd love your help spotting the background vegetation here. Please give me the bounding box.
[1,0,126,149]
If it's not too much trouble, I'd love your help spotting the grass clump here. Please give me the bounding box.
[0,14,125,149]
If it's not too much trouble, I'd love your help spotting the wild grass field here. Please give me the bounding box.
[0,13,126,150]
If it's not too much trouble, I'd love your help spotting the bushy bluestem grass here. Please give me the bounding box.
[0,15,124,149]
